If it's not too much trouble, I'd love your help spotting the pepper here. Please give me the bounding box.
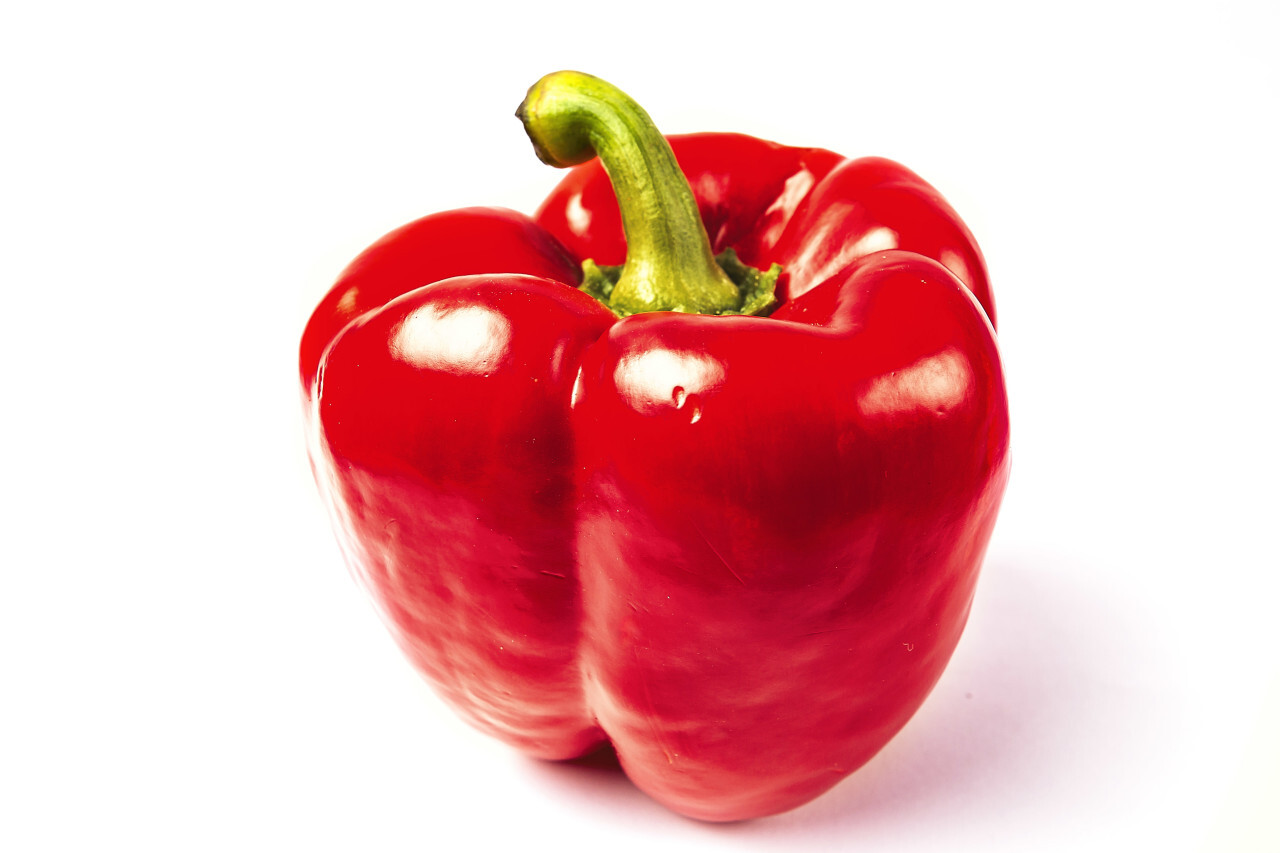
[301,71,1010,822]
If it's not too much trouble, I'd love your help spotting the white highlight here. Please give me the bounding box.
[862,348,971,417]
[392,305,511,374]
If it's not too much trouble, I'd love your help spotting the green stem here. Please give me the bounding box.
[516,71,745,316]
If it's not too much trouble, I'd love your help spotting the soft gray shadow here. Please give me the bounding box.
[523,742,670,820]
[717,550,1130,839]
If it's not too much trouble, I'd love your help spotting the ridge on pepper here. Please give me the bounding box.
[300,70,1009,822]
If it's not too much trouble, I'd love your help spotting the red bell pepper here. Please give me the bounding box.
[300,71,1009,822]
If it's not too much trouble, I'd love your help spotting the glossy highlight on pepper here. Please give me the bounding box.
[301,70,1009,822]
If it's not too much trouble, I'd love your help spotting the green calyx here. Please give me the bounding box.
[517,71,781,317]
[581,248,780,318]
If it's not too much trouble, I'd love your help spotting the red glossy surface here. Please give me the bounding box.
[313,275,614,759]
[301,138,1009,821]
[299,207,581,391]
[573,253,1007,819]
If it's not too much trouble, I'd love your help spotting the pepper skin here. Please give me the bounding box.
[301,71,1009,822]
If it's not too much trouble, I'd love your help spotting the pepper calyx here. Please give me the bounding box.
[580,248,780,318]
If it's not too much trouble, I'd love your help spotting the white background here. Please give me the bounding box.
[3,2,1277,850]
